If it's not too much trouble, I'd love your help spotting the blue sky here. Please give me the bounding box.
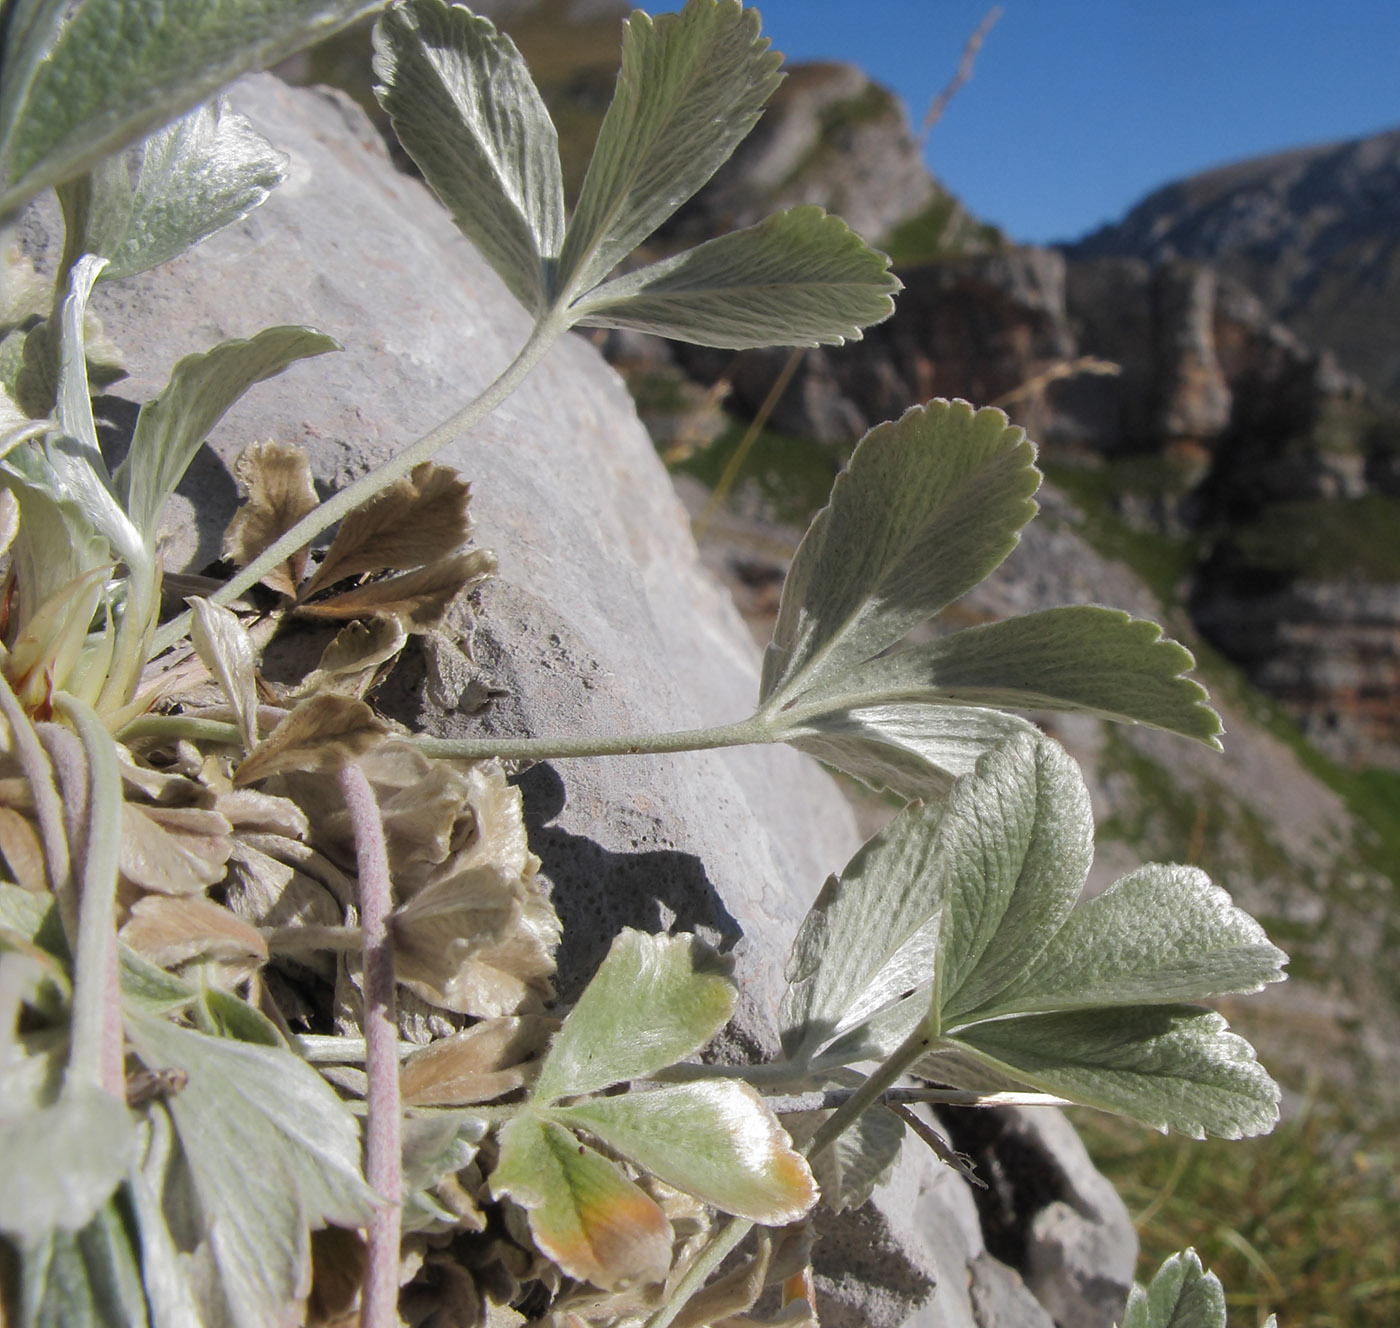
[746,2,1400,244]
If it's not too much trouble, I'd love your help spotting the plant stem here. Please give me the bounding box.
[118,714,246,746]
[340,762,401,1328]
[805,1024,935,1162]
[53,692,125,1096]
[761,1087,1071,1114]
[646,1215,753,1328]
[412,715,771,762]
[150,314,567,658]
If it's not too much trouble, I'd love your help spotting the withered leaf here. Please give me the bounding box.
[233,695,390,786]
[119,894,268,971]
[295,549,496,632]
[0,804,48,892]
[187,596,259,751]
[119,803,234,896]
[222,440,320,598]
[299,463,473,600]
[400,1016,556,1107]
[289,614,409,701]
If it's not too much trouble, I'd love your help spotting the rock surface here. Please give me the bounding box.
[21,73,1142,1328]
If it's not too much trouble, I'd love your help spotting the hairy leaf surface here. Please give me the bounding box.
[373,0,565,314]
[16,1200,149,1328]
[556,0,783,299]
[1123,1249,1228,1328]
[760,400,1039,706]
[493,1113,672,1290]
[532,929,734,1104]
[573,207,898,348]
[789,1103,905,1213]
[550,1082,817,1223]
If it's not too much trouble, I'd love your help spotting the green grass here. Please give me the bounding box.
[1220,494,1400,582]
[880,188,1004,267]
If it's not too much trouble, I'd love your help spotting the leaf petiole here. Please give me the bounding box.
[411,715,773,762]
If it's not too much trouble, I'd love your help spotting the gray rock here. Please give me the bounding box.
[20,71,1133,1328]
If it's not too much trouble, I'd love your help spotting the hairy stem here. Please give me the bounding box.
[340,762,401,1328]
[412,716,772,763]
[806,1024,936,1162]
[646,1215,754,1328]
[150,315,567,657]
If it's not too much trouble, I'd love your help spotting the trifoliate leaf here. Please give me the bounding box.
[572,206,898,348]
[493,1113,673,1290]
[798,606,1223,750]
[233,695,390,786]
[299,462,474,599]
[787,1104,905,1213]
[780,732,1090,1057]
[400,1015,555,1106]
[760,400,1039,707]
[187,596,260,751]
[1122,1249,1227,1328]
[781,700,1037,801]
[114,326,339,538]
[0,0,382,219]
[123,1005,376,1328]
[937,1006,1280,1140]
[532,929,735,1105]
[968,863,1287,1021]
[555,0,784,300]
[372,0,564,314]
[0,1085,134,1238]
[222,440,321,598]
[551,1082,817,1223]
[102,100,286,281]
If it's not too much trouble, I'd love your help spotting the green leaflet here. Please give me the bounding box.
[1123,1249,1228,1328]
[555,0,784,301]
[0,0,379,219]
[114,326,339,539]
[791,605,1224,750]
[373,0,565,315]
[16,1199,149,1328]
[760,400,1040,707]
[787,1103,905,1213]
[492,1113,673,1291]
[572,206,899,348]
[123,1006,375,1328]
[549,1082,816,1224]
[532,929,735,1104]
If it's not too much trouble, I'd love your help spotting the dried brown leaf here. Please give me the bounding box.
[233,695,390,786]
[119,803,234,896]
[400,1015,556,1107]
[0,805,48,892]
[120,894,268,970]
[289,615,409,701]
[299,463,473,600]
[295,550,496,632]
[216,788,309,840]
[223,440,320,598]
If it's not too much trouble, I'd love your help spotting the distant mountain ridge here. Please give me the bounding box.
[1070,126,1400,402]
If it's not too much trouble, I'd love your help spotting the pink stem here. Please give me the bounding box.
[339,762,401,1328]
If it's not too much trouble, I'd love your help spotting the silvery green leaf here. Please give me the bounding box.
[967,863,1287,1021]
[780,699,1037,801]
[0,880,55,940]
[123,1005,375,1328]
[571,206,898,348]
[760,400,1039,707]
[937,1005,1280,1139]
[100,100,287,282]
[56,153,136,271]
[373,0,564,315]
[0,1086,135,1238]
[532,929,734,1105]
[780,732,1090,1059]
[797,606,1222,750]
[549,1082,817,1224]
[400,1111,488,1233]
[0,0,380,219]
[114,326,339,539]
[128,1110,203,1328]
[787,1103,904,1213]
[17,1199,149,1328]
[492,1112,673,1291]
[1122,1249,1227,1328]
[187,596,260,752]
[118,943,194,1014]
[555,0,784,301]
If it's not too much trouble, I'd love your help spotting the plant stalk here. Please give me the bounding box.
[340,761,401,1328]
[150,314,567,657]
[412,715,772,762]
[646,1215,754,1328]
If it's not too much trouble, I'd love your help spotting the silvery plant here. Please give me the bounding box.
[0,2,1282,1326]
